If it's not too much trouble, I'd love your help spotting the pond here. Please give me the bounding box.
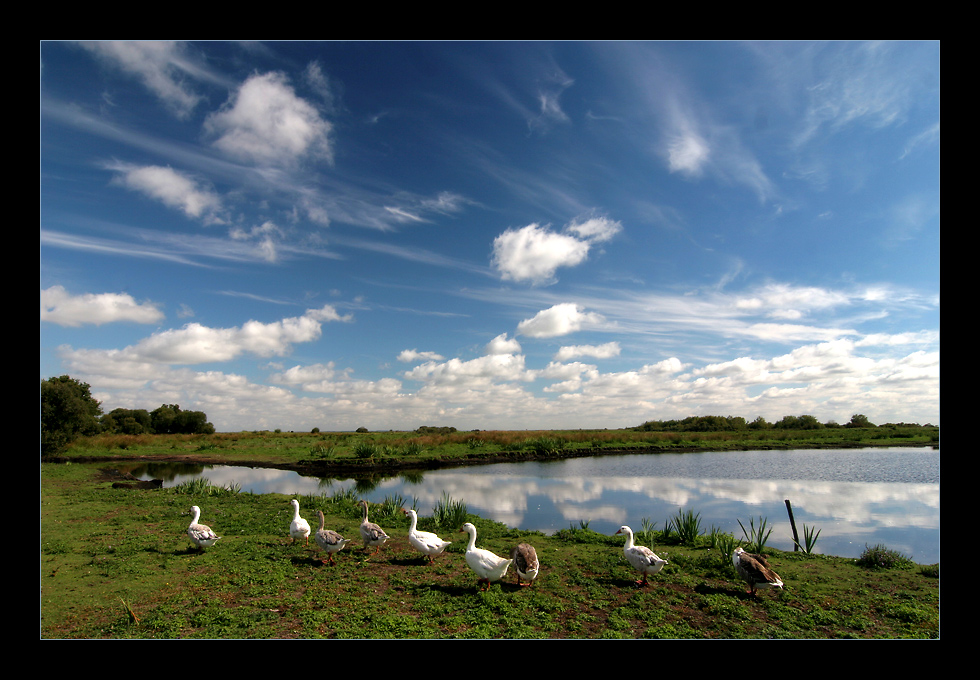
[133,446,940,564]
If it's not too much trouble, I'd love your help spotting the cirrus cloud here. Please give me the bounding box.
[109,163,224,224]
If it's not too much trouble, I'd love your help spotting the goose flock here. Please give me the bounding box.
[184,501,784,596]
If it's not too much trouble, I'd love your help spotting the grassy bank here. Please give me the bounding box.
[53,425,940,472]
[41,462,939,639]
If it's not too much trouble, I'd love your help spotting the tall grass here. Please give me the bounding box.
[172,477,241,496]
[432,491,468,529]
[669,508,702,545]
[352,442,380,459]
[639,517,659,546]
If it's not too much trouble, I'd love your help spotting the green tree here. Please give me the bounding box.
[103,408,152,434]
[41,375,102,456]
[150,404,180,434]
[846,414,875,428]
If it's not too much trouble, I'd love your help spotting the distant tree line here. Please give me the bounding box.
[415,425,458,435]
[101,404,214,436]
[632,413,932,432]
[41,375,215,456]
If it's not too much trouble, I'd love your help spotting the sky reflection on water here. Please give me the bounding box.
[136,447,939,563]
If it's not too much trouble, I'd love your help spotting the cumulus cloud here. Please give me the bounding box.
[41,285,165,327]
[485,333,522,355]
[404,353,529,386]
[554,341,621,361]
[491,216,622,284]
[109,163,224,224]
[79,304,352,366]
[78,40,204,118]
[398,349,446,363]
[517,303,606,339]
[205,71,333,166]
[492,224,588,284]
[271,361,348,385]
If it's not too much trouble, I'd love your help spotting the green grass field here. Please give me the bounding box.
[41,452,939,639]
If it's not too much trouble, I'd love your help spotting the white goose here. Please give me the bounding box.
[615,525,668,586]
[289,499,312,545]
[732,547,784,596]
[187,505,221,552]
[358,500,389,555]
[510,542,540,586]
[460,522,513,590]
[403,508,451,563]
[314,510,350,564]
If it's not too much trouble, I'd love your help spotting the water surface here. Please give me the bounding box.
[135,446,939,563]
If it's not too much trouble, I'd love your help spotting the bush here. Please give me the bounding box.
[41,375,102,456]
[856,544,915,570]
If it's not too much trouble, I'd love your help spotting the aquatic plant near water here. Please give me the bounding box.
[670,508,702,545]
[433,491,468,529]
[738,515,774,554]
[794,523,822,555]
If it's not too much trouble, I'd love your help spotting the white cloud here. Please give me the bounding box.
[78,41,204,118]
[404,353,529,387]
[485,333,522,355]
[110,163,224,224]
[398,349,446,363]
[69,304,352,366]
[229,221,284,263]
[517,303,606,338]
[492,223,588,284]
[667,130,711,177]
[491,217,621,284]
[565,216,623,243]
[41,285,164,327]
[554,341,621,361]
[205,71,333,166]
[272,362,347,385]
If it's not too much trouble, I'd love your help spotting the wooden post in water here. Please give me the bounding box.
[785,499,800,552]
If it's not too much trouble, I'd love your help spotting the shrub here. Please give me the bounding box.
[856,544,915,570]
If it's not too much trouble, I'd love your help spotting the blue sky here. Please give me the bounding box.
[40,41,940,432]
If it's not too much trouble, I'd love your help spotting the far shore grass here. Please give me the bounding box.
[42,426,939,639]
[52,424,939,473]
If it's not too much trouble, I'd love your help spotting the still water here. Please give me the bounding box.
[135,446,939,564]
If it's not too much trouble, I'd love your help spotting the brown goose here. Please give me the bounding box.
[732,547,784,595]
[358,500,389,555]
[313,510,350,564]
[510,542,539,586]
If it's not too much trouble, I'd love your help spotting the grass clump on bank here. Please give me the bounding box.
[856,544,916,571]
